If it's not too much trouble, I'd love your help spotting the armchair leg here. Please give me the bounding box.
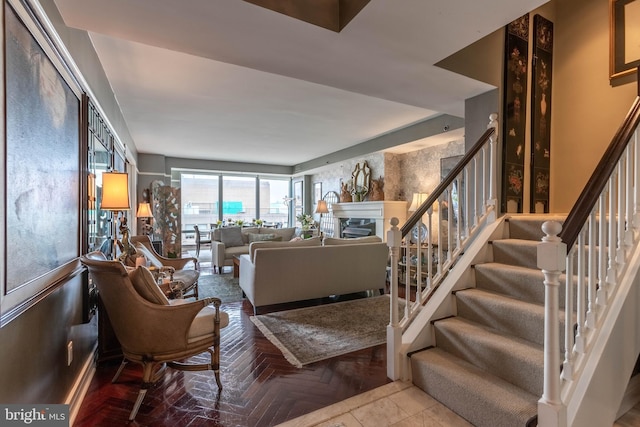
[112,359,128,383]
[129,388,148,421]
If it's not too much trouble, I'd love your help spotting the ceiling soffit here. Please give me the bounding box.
[242,0,370,32]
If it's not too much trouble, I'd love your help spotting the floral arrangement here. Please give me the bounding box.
[235,219,244,227]
[296,213,315,230]
[254,219,264,226]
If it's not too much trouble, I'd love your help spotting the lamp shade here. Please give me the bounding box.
[408,192,429,212]
[136,202,153,218]
[101,172,130,210]
[315,200,329,214]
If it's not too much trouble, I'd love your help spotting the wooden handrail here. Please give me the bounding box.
[559,91,640,248]
[400,127,495,236]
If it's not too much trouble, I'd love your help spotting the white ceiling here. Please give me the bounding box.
[53,0,547,167]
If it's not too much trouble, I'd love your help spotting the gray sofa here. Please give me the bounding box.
[210,226,297,273]
[238,236,389,313]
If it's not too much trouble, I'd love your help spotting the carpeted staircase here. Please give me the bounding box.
[410,215,569,427]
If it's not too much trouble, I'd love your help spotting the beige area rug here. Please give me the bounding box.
[250,295,404,368]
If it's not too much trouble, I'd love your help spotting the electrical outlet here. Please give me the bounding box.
[67,341,73,366]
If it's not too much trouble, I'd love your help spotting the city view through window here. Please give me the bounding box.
[179,173,291,244]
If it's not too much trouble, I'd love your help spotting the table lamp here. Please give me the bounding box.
[101,172,134,261]
[136,202,153,236]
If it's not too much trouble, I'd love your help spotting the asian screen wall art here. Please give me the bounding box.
[530,15,553,213]
[501,14,530,213]
[2,1,81,325]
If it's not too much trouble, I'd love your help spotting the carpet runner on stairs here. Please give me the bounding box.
[410,215,566,427]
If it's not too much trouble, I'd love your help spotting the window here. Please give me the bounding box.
[181,174,219,234]
[222,176,256,222]
[176,170,291,236]
[259,178,290,226]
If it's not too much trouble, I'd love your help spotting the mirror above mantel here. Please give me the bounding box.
[351,161,371,202]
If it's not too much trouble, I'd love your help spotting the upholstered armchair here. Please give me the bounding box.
[81,252,229,421]
[130,235,200,299]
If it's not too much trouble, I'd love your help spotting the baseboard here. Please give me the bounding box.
[616,373,640,419]
[65,344,97,426]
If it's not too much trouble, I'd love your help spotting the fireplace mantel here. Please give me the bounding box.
[332,201,407,241]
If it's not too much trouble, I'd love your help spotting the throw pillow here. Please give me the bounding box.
[129,266,169,305]
[248,233,282,243]
[268,227,296,241]
[219,226,244,248]
[241,227,260,244]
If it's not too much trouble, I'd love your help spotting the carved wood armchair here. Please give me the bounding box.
[81,251,228,420]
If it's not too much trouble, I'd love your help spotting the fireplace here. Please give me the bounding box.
[340,218,376,238]
[331,201,408,242]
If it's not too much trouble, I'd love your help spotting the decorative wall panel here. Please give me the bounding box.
[530,14,553,213]
[501,14,530,213]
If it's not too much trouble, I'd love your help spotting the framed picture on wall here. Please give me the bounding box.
[610,0,640,80]
[2,1,81,326]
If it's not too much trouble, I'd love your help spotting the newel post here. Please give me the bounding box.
[537,221,568,427]
[387,217,402,380]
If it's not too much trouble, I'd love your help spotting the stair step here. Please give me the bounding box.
[455,288,570,347]
[411,347,538,427]
[491,239,539,269]
[434,317,544,395]
[474,262,545,304]
[506,215,566,241]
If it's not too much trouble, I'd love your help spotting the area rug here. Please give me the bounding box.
[197,273,244,304]
[250,295,404,368]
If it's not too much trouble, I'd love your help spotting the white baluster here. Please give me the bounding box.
[575,229,587,353]
[587,211,597,328]
[617,161,626,266]
[597,193,609,306]
[607,176,617,285]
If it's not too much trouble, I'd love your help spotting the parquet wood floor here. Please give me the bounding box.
[74,263,391,427]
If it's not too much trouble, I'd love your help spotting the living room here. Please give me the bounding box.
[1,0,639,426]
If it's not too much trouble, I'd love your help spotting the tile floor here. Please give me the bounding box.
[277,381,472,427]
[278,380,640,427]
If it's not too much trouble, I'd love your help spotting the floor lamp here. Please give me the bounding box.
[315,200,329,237]
[101,172,133,261]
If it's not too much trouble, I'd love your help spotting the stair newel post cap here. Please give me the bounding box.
[387,217,402,248]
[537,221,567,272]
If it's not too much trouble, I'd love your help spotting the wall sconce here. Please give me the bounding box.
[136,202,153,236]
[101,172,134,261]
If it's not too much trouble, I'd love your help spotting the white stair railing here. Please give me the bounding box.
[538,93,640,426]
[387,113,499,380]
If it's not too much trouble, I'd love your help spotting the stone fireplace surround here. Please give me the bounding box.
[331,201,408,242]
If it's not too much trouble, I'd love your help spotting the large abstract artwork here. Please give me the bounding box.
[530,15,553,213]
[3,2,80,323]
[501,14,529,213]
